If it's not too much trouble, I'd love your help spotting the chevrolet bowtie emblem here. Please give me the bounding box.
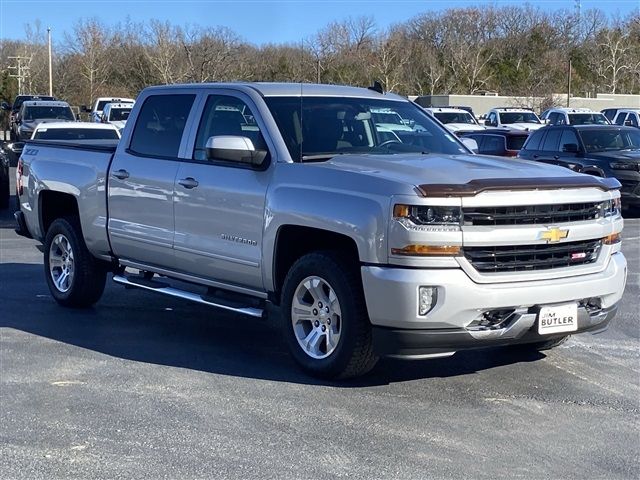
[539,227,569,243]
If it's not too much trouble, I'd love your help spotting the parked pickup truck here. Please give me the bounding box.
[15,83,627,379]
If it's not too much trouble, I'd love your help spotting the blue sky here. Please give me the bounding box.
[1,0,638,45]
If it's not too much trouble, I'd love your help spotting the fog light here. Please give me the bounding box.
[418,286,437,316]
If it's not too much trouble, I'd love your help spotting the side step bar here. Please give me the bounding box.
[112,274,264,318]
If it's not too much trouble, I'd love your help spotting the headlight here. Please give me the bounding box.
[393,204,462,226]
[601,198,621,218]
[610,162,640,171]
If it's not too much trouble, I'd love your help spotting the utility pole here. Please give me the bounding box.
[8,56,31,95]
[566,59,572,107]
[48,27,53,97]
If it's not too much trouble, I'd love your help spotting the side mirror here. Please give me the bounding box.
[562,143,579,153]
[624,119,633,126]
[205,136,267,166]
[1,102,10,111]
[6,142,24,153]
[461,137,479,153]
[80,105,89,113]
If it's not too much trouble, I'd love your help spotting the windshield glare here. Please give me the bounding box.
[265,97,468,161]
[568,113,608,125]
[579,129,640,152]
[24,106,74,121]
[434,112,476,125]
[499,112,540,124]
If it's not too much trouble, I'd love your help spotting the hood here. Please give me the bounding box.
[587,149,640,161]
[24,118,73,128]
[312,153,589,191]
[445,123,485,132]
[503,123,543,131]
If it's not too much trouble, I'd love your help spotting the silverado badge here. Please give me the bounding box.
[539,227,569,243]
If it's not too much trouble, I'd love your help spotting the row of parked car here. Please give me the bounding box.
[1,94,135,142]
[417,105,639,210]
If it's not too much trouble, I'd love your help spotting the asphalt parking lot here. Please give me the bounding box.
[1,168,638,479]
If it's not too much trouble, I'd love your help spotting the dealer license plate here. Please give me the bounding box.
[538,303,578,335]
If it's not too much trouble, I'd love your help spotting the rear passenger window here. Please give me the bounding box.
[559,129,579,150]
[129,94,195,158]
[480,135,505,154]
[523,130,544,151]
[193,95,266,162]
[548,112,559,125]
[615,113,627,125]
[542,129,562,151]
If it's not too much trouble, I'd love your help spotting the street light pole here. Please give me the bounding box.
[47,27,53,97]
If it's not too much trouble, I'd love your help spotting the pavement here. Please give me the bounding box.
[1,168,638,479]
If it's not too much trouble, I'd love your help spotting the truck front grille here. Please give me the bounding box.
[464,239,602,273]
[463,202,601,226]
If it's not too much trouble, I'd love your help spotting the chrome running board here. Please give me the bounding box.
[113,274,264,318]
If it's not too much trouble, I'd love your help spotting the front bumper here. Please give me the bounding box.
[372,304,617,357]
[361,252,627,354]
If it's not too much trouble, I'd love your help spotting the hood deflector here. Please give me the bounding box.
[417,176,621,197]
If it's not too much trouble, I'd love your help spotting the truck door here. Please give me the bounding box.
[173,92,273,290]
[108,93,197,269]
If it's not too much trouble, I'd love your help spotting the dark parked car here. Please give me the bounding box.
[518,125,640,209]
[0,143,11,209]
[459,129,530,157]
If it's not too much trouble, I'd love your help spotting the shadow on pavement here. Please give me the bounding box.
[0,262,546,387]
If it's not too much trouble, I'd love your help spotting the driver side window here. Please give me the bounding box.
[193,95,265,162]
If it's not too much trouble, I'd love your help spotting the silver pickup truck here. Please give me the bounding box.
[15,83,627,378]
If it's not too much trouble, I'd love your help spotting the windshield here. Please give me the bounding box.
[568,113,609,125]
[433,112,476,125]
[265,97,468,161]
[33,127,119,140]
[24,106,74,121]
[499,112,540,124]
[579,129,640,153]
[109,108,131,121]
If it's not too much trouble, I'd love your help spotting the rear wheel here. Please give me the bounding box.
[44,218,107,308]
[281,251,377,379]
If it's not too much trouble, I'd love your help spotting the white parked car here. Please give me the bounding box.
[484,107,544,131]
[101,102,135,131]
[425,107,485,133]
[31,121,121,140]
[541,108,610,126]
[88,97,134,123]
[613,109,640,128]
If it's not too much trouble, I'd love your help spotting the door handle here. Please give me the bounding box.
[112,169,130,180]
[532,154,539,159]
[553,155,560,160]
[178,177,199,189]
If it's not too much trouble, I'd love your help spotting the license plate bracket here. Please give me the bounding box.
[537,303,578,335]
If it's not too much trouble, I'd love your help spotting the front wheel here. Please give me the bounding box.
[44,218,107,308]
[281,251,378,379]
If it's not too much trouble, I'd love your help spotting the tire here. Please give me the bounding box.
[0,173,8,209]
[281,251,378,379]
[43,217,107,308]
[525,335,569,351]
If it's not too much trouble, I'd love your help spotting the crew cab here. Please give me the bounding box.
[613,109,640,128]
[87,97,134,123]
[15,83,627,379]
[542,108,610,126]
[14,100,75,141]
[100,102,135,131]
[484,107,544,131]
[1,94,56,140]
